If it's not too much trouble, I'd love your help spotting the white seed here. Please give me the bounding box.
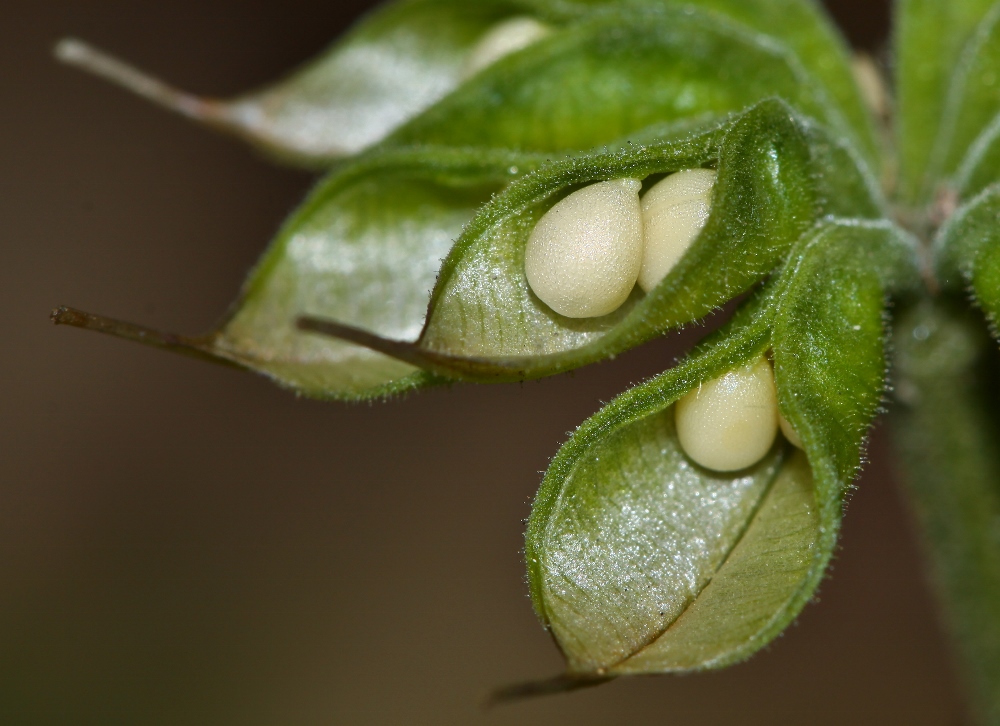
[675,356,779,472]
[462,17,552,79]
[778,411,804,449]
[525,178,644,318]
[638,168,716,293]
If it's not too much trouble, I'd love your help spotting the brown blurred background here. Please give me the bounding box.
[0,1,968,724]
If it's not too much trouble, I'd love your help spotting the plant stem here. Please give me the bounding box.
[891,297,1000,726]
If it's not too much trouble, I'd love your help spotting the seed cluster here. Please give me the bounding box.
[523,177,806,471]
[524,171,717,319]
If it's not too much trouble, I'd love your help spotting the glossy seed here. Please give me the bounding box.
[462,17,552,78]
[675,356,779,472]
[779,411,804,449]
[524,178,644,318]
[638,168,716,292]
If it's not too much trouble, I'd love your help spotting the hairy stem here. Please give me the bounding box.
[890,297,1000,726]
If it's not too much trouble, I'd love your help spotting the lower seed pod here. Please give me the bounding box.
[462,17,552,79]
[675,355,779,471]
[638,168,716,292]
[524,178,644,318]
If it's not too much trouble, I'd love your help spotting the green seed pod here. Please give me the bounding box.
[517,219,917,696]
[57,100,882,398]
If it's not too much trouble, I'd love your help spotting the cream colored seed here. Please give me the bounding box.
[675,356,779,472]
[778,411,804,449]
[524,178,644,318]
[462,17,552,79]
[638,168,716,293]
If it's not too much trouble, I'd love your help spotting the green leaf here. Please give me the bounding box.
[388,4,869,165]
[935,185,1000,329]
[890,299,1000,726]
[895,0,997,202]
[56,1,549,166]
[952,114,1000,198]
[774,219,917,484]
[520,218,915,682]
[303,100,881,385]
[929,4,1000,192]
[557,0,882,168]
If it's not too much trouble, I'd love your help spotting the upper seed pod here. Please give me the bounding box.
[638,168,716,292]
[524,178,643,318]
[675,355,779,471]
[462,17,552,79]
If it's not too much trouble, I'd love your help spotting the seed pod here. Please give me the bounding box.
[638,168,716,292]
[462,17,551,79]
[524,178,643,318]
[779,411,804,449]
[675,355,779,471]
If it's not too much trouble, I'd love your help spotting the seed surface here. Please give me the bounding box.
[638,168,716,292]
[463,17,552,78]
[778,411,804,449]
[675,356,779,472]
[524,178,644,318]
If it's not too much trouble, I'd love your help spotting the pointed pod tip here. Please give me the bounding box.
[49,36,223,124]
[485,672,612,708]
[51,305,87,326]
[49,304,240,369]
[53,37,90,64]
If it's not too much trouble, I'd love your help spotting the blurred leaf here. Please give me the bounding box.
[935,186,1000,330]
[520,218,915,682]
[304,100,881,384]
[890,300,1000,726]
[642,0,879,166]
[930,4,1000,191]
[895,0,996,202]
[388,4,867,163]
[58,1,537,165]
[58,0,876,168]
[953,114,1000,198]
